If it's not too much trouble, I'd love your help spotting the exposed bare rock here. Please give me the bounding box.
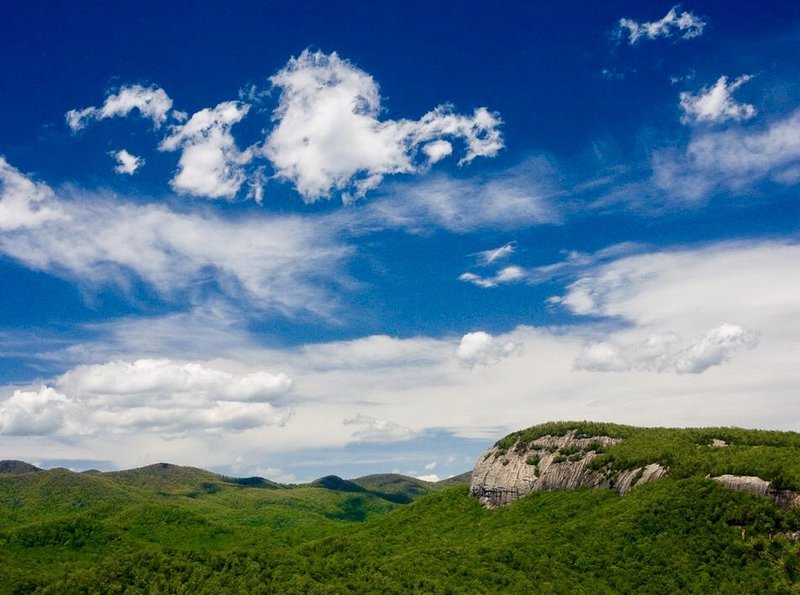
[469,430,665,507]
[712,475,770,497]
[710,439,728,447]
[772,490,800,510]
[615,463,669,494]
[712,474,800,510]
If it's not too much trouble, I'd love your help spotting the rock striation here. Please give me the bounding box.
[470,430,666,507]
[712,474,800,510]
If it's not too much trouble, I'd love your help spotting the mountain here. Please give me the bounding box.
[2,422,800,592]
[0,460,42,474]
[471,421,800,507]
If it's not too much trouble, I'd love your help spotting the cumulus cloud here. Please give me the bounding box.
[264,50,503,203]
[576,323,758,374]
[111,149,144,175]
[680,75,756,124]
[0,386,84,436]
[619,6,706,44]
[0,359,292,437]
[7,241,800,474]
[343,414,419,442]
[66,84,174,131]
[0,159,351,316]
[159,101,254,199]
[673,323,759,373]
[0,158,65,230]
[653,109,800,201]
[455,331,523,368]
[60,359,291,403]
[422,140,454,164]
[90,400,289,435]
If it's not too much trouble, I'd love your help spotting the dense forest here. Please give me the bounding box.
[3,423,800,593]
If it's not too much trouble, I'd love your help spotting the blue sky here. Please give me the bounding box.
[1,1,800,482]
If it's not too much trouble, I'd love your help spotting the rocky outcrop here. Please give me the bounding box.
[712,475,770,497]
[469,430,666,507]
[615,463,669,494]
[712,475,800,510]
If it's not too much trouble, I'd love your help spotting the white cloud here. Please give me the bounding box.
[0,359,292,437]
[353,162,557,233]
[159,101,253,199]
[680,75,756,124]
[0,386,84,436]
[0,160,352,316]
[576,323,758,374]
[66,84,174,131]
[264,50,503,203]
[0,158,66,230]
[673,323,759,373]
[300,334,445,371]
[455,331,523,368]
[477,242,515,265]
[458,265,526,288]
[424,461,437,470]
[343,414,419,442]
[653,109,800,201]
[619,6,706,44]
[422,140,454,164]
[5,233,800,476]
[553,241,800,329]
[416,474,440,482]
[111,149,144,175]
[59,359,291,403]
[460,243,642,289]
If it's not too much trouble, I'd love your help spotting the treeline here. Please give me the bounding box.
[4,481,800,593]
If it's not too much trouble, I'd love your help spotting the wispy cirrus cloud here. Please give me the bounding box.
[476,242,516,265]
[652,109,800,201]
[350,159,558,234]
[0,157,66,230]
[460,243,642,289]
[0,158,352,317]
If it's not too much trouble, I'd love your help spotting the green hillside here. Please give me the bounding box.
[496,421,800,490]
[2,423,800,593]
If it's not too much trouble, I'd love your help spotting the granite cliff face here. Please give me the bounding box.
[470,427,800,509]
[470,430,666,507]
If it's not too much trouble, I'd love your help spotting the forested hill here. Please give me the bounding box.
[3,423,800,592]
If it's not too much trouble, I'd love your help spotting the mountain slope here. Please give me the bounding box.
[3,422,800,592]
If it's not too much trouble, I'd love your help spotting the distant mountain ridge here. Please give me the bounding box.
[3,422,800,592]
[0,460,42,474]
[0,458,467,500]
